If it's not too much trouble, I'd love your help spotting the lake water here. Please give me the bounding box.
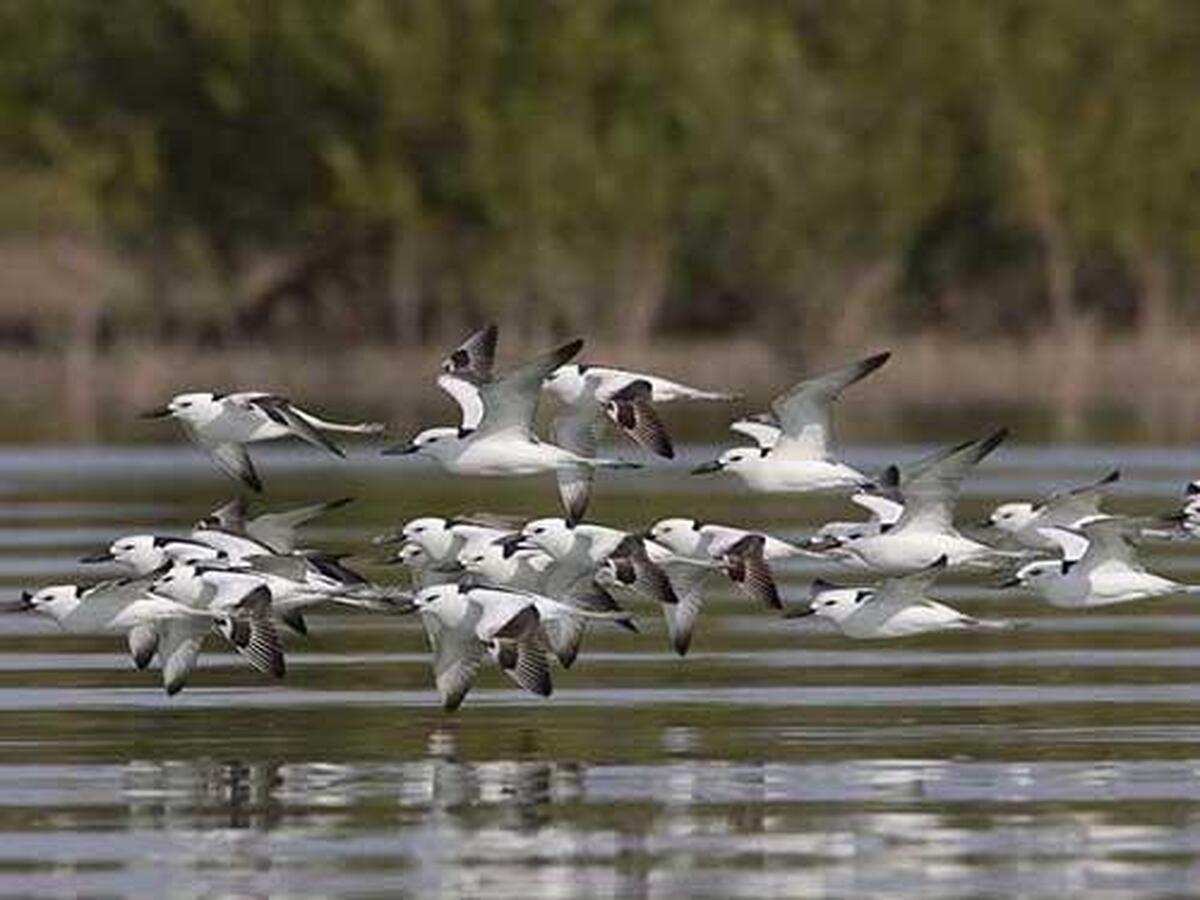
[1,441,1200,897]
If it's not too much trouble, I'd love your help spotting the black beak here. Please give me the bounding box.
[996,577,1022,589]
[381,443,419,456]
[79,551,114,564]
[783,606,816,619]
[139,407,173,420]
[0,591,35,612]
[691,460,723,475]
[976,520,995,529]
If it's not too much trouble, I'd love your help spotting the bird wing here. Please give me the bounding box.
[848,557,948,632]
[720,534,781,609]
[1075,517,1143,574]
[769,353,890,460]
[248,395,345,458]
[552,410,599,527]
[437,373,486,429]
[127,624,159,670]
[476,339,584,437]
[440,323,498,383]
[1032,470,1119,530]
[195,436,262,493]
[423,612,485,711]
[729,415,780,449]
[204,497,249,533]
[157,619,210,695]
[604,379,674,458]
[892,429,1008,534]
[246,497,352,552]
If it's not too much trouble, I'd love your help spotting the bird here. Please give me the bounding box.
[646,518,795,608]
[412,583,552,710]
[691,353,889,492]
[195,496,354,553]
[984,470,1119,552]
[786,558,1019,638]
[1002,516,1197,608]
[14,576,282,693]
[142,391,384,491]
[80,534,224,574]
[819,430,1020,574]
[544,361,736,462]
[803,492,905,553]
[385,335,639,524]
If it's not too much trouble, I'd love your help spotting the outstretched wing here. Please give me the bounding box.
[1075,517,1144,574]
[848,557,948,632]
[249,395,345,458]
[553,410,600,527]
[891,429,1008,534]
[423,613,486,711]
[441,323,498,383]
[721,534,781,609]
[246,497,353,552]
[186,427,262,493]
[157,619,210,696]
[476,339,584,437]
[604,379,674,458]
[1033,470,1119,530]
[769,353,890,460]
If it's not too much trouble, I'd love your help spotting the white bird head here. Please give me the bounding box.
[987,502,1037,533]
[1005,559,1066,590]
[792,584,872,624]
[142,392,223,426]
[691,446,765,476]
[84,535,219,575]
[384,427,462,460]
[648,518,702,554]
[396,542,433,569]
[521,517,575,556]
[413,584,458,611]
[19,585,83,620]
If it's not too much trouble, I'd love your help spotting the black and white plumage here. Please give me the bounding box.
[142,391,384,491]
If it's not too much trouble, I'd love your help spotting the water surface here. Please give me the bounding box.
[1,442,1198,897]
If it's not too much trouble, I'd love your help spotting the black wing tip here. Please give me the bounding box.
[1101,469,1121,485]
[862,350,892,372]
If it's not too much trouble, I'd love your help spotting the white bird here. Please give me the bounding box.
[545,364,736,462]
[985,470,1119,552]
[822,430,1018,574]
[646,518,795,608]
[412,583,552,710]
[81,534,223,575]
[458,538,639,667]
[142,391,384,491]
[14,576,281,693]
[394,542,463,589]
[1004,516,1197,608]
[378,515,515,570]
[692,353,889,492]
[195,496,354,553]
[804,492,905,553]
[386,336,638,524]
[786,558,1018,638]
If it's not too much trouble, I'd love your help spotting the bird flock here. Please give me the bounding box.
[8,325,1200,709]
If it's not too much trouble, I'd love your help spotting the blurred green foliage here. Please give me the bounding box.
[1,0,1199,348]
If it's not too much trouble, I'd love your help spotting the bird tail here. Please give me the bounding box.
[292,409,386,435]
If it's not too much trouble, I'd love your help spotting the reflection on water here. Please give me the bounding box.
[0,444,1198,895]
